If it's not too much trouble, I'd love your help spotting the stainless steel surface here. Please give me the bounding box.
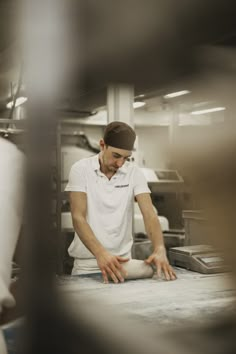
[169,245,228,274]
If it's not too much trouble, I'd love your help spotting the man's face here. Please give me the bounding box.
[100,141,132,173]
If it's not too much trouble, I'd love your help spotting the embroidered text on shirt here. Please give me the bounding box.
[115,184,129,188]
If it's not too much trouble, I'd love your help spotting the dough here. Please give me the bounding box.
[122,259,154,280]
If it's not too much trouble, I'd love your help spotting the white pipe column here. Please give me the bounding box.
[168,103,179,168]
[107,84,134,128]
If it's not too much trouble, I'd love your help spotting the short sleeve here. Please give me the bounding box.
[133,167,151,196]
[65,161,87,193]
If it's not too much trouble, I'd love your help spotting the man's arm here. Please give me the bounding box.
[135,193,176,280]
[69,192,128,283]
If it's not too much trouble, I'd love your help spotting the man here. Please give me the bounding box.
[66,121,176,283]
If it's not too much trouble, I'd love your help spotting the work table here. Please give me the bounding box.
[58,268,236,328]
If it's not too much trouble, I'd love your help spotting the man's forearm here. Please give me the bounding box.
[72,217,106,257]
[145,215,165,252]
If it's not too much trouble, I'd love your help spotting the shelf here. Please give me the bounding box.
[0,118,27,124]
[60,119,106,126]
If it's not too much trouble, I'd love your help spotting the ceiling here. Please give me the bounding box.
[0,0,236,115]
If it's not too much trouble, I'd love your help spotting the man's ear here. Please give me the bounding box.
[99,139,105,151]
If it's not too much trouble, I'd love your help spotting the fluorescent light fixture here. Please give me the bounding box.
[6,96,28,109]
[164,90,190,99]
[191,107,225,115]
[133,101,146,109]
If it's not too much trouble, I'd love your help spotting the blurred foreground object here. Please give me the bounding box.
[0,137,25,352]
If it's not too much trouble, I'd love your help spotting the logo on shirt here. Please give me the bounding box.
[115,184,129,188]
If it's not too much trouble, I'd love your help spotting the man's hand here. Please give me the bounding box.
[145,246,176,280]
[96,250,129,284]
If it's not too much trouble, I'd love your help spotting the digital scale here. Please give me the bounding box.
[169,244,228,274]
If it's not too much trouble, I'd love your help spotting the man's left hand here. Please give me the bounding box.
[145,246,177,280]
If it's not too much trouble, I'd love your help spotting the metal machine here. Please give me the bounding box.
[140,167,188,230]
[140,167,184,192]
[133,202,169,234]
[132,168,186,259]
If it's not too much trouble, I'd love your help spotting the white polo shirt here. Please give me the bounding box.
[65,154,150,274]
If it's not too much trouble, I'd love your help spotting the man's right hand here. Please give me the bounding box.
[96,251,129,283]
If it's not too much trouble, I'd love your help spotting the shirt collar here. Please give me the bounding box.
[118,162,128,174]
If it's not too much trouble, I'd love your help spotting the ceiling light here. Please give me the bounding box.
[6,96,28,109]
[191,107,225,115]
[164,90,190,99]
[133,101,146,109]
